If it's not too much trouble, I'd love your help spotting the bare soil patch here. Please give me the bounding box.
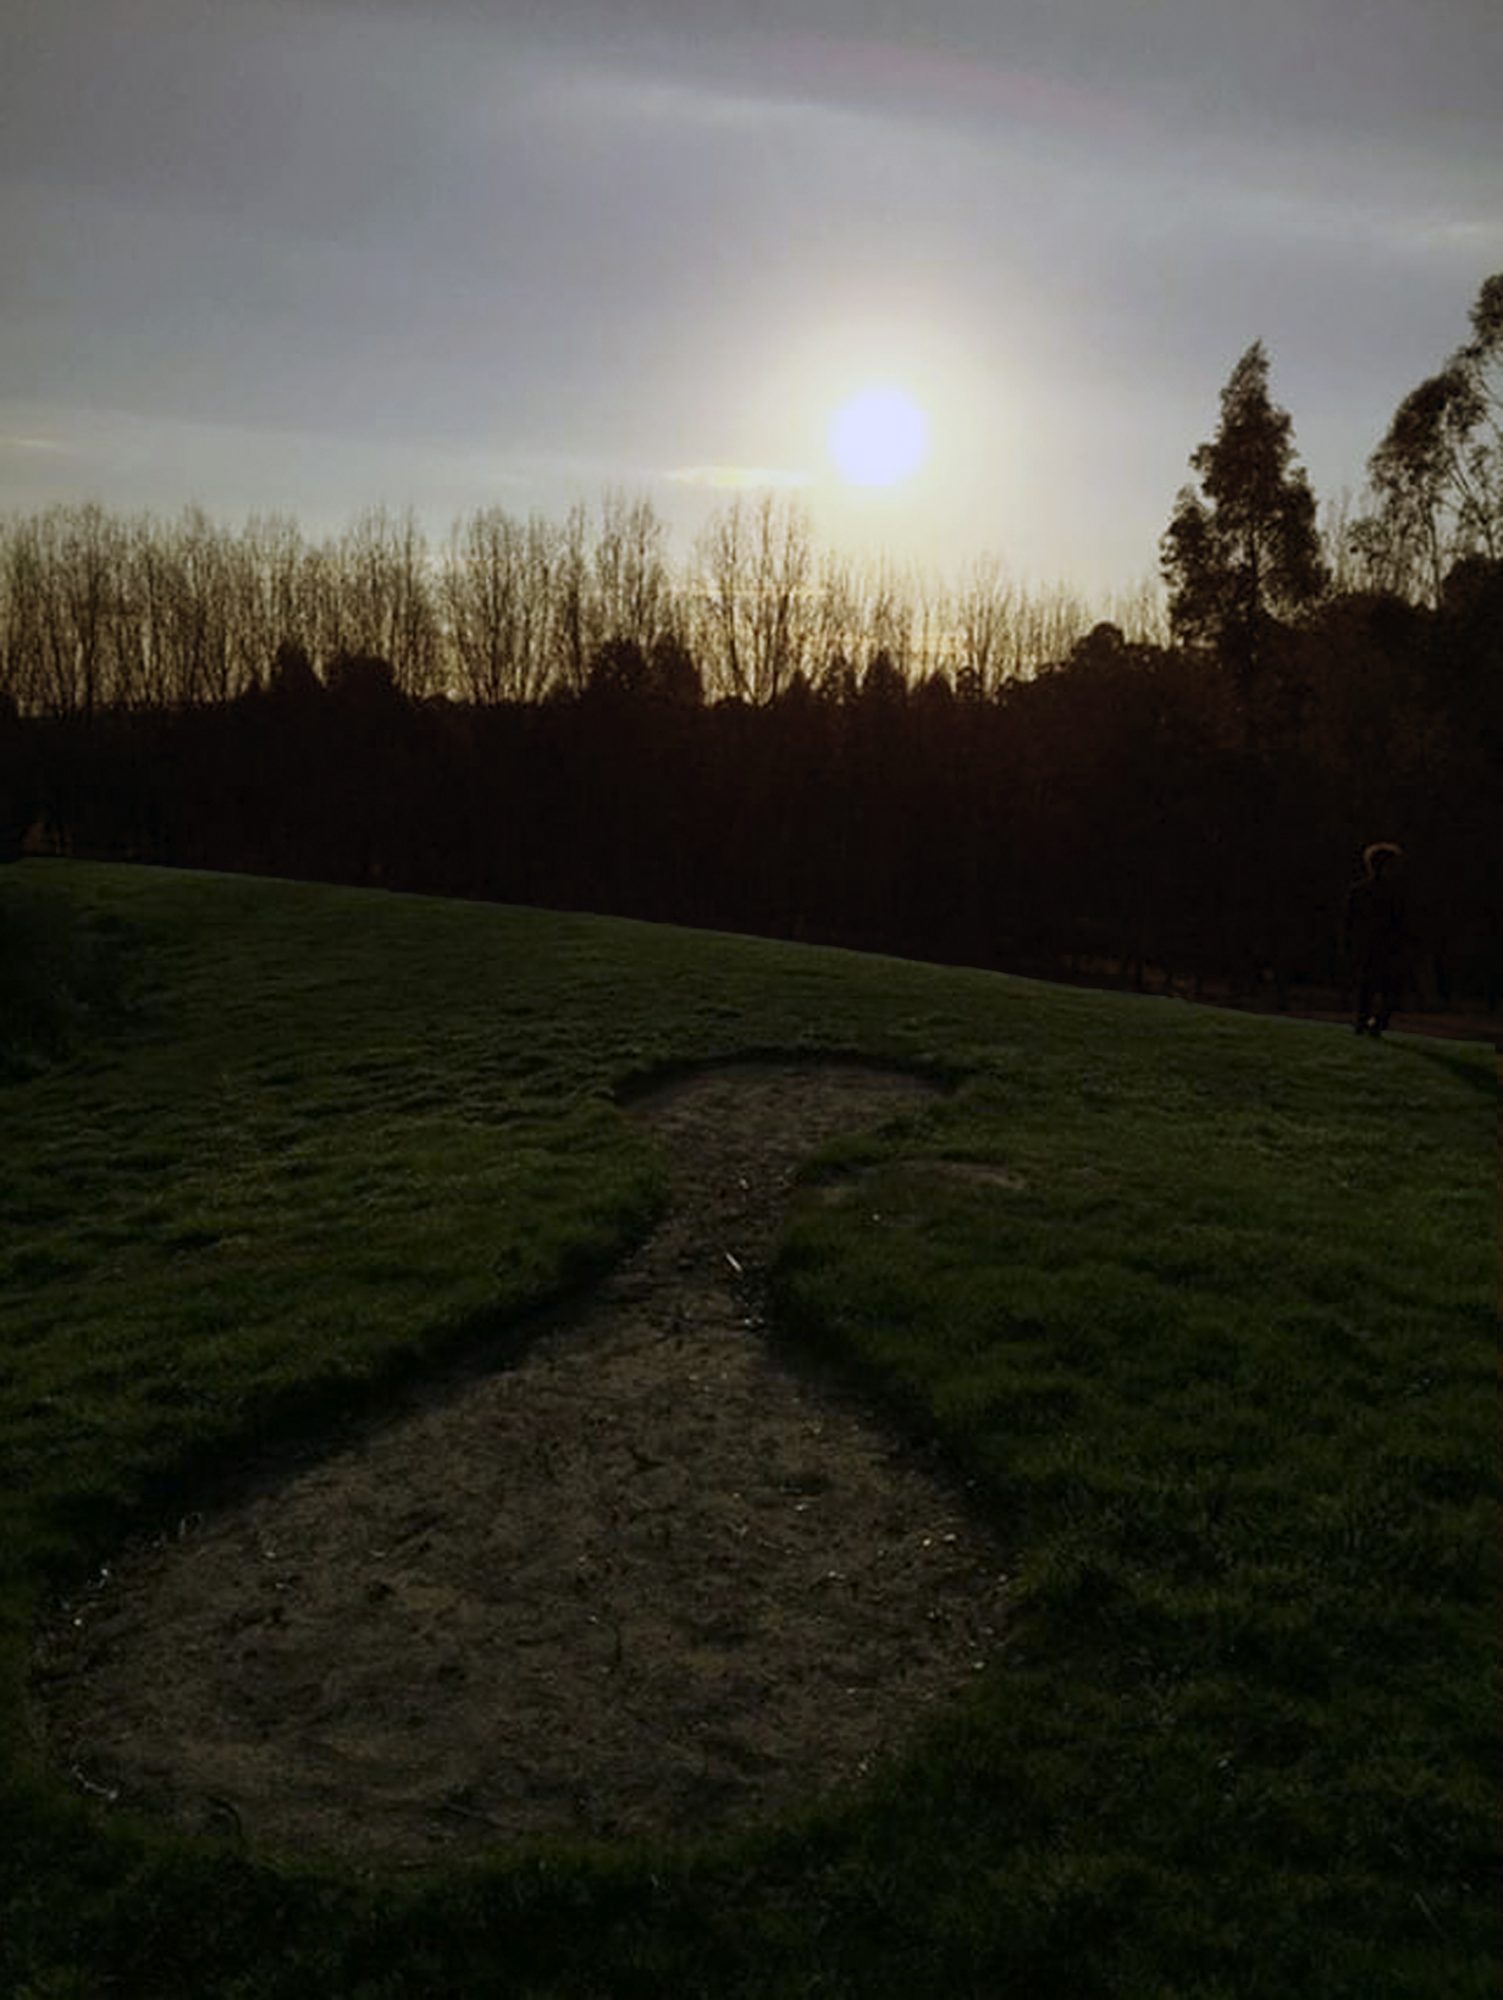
[33,1062,1012,1865]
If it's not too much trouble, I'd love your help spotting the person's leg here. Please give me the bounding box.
[1373,958,1400,1034]
[1391,961,1404,1029]
[1354,968,1374,1033]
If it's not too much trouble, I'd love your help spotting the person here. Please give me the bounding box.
[1343,842,1407,1036]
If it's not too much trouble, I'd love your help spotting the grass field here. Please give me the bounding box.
[2,860,1496,1999]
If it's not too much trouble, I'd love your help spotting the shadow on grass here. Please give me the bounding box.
[40,1052,966,1598]
[1396,1041,1499,1100]
[33,1232,656,1600]
[0,886,153,1081]
[611,1042,968,1107]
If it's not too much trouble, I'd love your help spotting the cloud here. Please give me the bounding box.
[0,401,543,536]
[666,464,814,491]
[543,67,811,135]
[1419,217,1503,250]
[765,31,1146,142]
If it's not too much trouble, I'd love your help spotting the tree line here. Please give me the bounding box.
[0,491,1160,718]
[3,274,1500,1012]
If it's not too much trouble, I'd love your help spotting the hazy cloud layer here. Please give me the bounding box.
[2,0,1498,584]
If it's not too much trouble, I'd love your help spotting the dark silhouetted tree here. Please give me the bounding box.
[584,636,649,703]
[0,689,31,857]
[267,638,320,705]
[1355,271,1502,600]
[1160,341,1327,700]
[860,649,906,705]
[645,633,702,706]
[325,649,399,708]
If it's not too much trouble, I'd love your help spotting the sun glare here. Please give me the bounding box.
[827,388,930,487]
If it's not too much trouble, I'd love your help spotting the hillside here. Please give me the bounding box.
[2,861,1495,1999]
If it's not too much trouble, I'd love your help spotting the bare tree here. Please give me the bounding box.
[691,495,814,703]
[4,504,131,716]
[858,556,918,680]
[550,502,599,696]
[1008,581,1094,678]
[0,492,1135,721]
[143,506,238,706]
[107,514,155,708]
[296,536,345,672]
[0,513,45,712]
[443,507,562,704]
[444,507,519,705]
[240,513,315,669]
[807,548,861,691]
[594,490,670,654]
[334,506,440,696]
[957,553,1014,694]
[1104,574,1172,650]
[691,498,748,701]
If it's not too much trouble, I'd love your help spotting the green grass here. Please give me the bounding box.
[2,859,1495,1999]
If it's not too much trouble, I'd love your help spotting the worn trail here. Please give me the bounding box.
[36,1063,1010,1863]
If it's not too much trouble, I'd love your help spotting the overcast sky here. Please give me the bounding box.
[2,0,1499,593]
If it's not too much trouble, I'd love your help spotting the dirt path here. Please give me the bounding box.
[34,1063,1012,1865]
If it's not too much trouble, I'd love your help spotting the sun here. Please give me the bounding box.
[827,387,931,487]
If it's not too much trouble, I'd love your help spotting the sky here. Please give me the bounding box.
[2,0,1500,595]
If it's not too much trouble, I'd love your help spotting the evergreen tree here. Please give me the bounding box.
[1160,341,1327,695]
[1356,271,1502,600]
